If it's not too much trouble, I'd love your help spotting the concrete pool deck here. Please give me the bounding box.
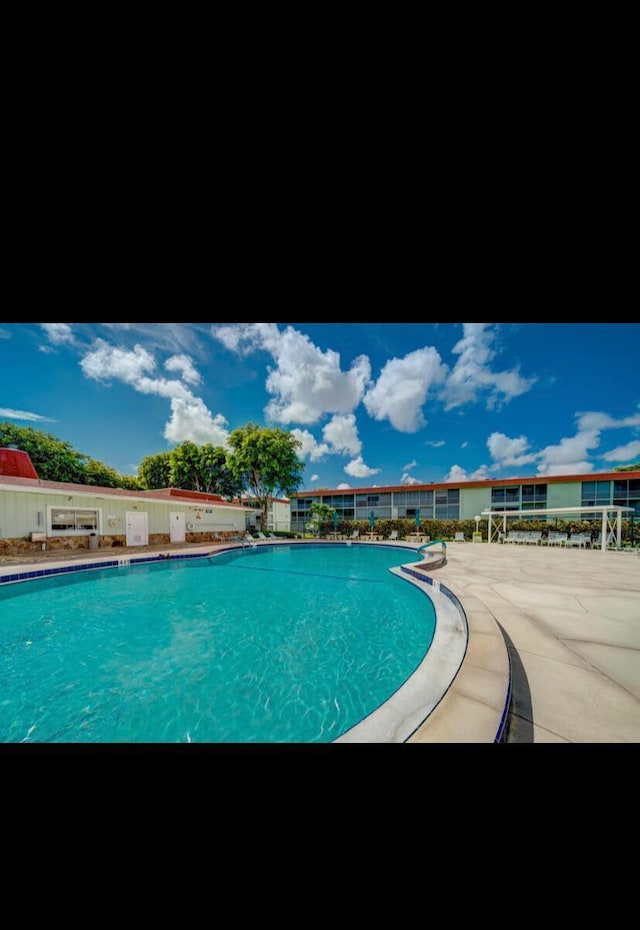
[411,540,640,743]
[1,538,639,744]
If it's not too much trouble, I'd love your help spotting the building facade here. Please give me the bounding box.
[0,449,252,554]
[289,471,640,534]
[242,497,291,534]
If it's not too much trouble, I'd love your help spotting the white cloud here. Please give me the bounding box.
[0,328,10,340]
[40,323,75,345]
[81,340,157,385]
[400,473,421,486]
[264,336,370,425]
[287,417,363,465]
[537,461,595,476]
[364,346,448,432]
[0,407,56,423]
[577,410,640,431]
[290,429,331,462]
[210,323,280,355]
[536,430,601,475]
[487,432,538,468]
[212,323,371,426]
[469,465,492,481]
[337,483,352,490]
[101,323,205,356]
[163,398,230,448]
[443,464,469,483]
[344,456,380,479]
[81,339,229,450]
[402,459,418,471]
[425,440,445,448]
[310,474,320,483]
[601,440,640,462]
[482,409,640,478]
[443,463,491,483]
[443,323,536,412]
[322,415,362,456]
[164,354,202,387]
[533,409,640,475]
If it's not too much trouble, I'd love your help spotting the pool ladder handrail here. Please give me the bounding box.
[417,538,447,556]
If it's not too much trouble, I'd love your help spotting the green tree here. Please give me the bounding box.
[84,458,128,488]
[198,444,244,499]
[0,421,87,483]
[227,423,304,530]
[614,463,640,472]
[138,452,173,490]
[169,441,204,491]
[308,502,337,536]
[118,473,144,491]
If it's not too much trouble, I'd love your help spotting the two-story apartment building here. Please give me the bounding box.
[289,471,640,534]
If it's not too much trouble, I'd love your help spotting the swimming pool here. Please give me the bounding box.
[0,544,443,744]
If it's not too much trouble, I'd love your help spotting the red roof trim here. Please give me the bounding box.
[0,474,251,508]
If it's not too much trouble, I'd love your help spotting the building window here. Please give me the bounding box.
[582,481,612,509]
[492,484,547,512]
[435,489,460,520]
[49,507,101,534]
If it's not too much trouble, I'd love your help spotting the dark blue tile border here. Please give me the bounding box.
[0,550,221,587]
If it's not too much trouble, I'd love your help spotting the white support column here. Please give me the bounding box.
[601,510,607,550]
[616,509,622,550]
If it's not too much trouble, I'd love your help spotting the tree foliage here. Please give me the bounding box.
[169,441,205,492]
[1,422,137,488]
[161,441,244,498]
[198,444,244,498]
[308,502,337,535]
[138,452,173,490]
[1,421,89,483]
[227,423,304,528]
[84,457,141,489]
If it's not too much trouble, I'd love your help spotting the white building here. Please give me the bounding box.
[0,448,252,555]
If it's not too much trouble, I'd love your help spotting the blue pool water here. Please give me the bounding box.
[0,544,436,743]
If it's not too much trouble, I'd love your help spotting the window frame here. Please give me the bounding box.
[48,505,103,536]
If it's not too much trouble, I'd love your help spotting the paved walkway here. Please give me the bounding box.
[418,541,640,743]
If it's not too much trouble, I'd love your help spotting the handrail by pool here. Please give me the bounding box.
[417,539,447,555]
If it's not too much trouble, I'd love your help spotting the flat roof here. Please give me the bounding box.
[295,470,640,497]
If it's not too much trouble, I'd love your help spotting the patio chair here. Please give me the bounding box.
[388,530,399,541]
[454,532,465,542]
[349,530,360,540]
[256,531,268,540]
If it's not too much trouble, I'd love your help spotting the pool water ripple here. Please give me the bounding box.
[0,544,436,743]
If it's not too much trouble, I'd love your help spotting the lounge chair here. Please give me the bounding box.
[547,532,568,547]
[388,530,399,541]
[349,530,360,540]
[566,533,591,548]
[256,531,268,540]
[454,532,465,542]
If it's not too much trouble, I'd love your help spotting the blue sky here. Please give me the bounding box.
[1,322,639,490]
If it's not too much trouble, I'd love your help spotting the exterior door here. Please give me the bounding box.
[170,512,186,543]
[126,511,149,547]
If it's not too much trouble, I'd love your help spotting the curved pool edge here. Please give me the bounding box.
[401,564,511,744]
[335,564,467,743]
